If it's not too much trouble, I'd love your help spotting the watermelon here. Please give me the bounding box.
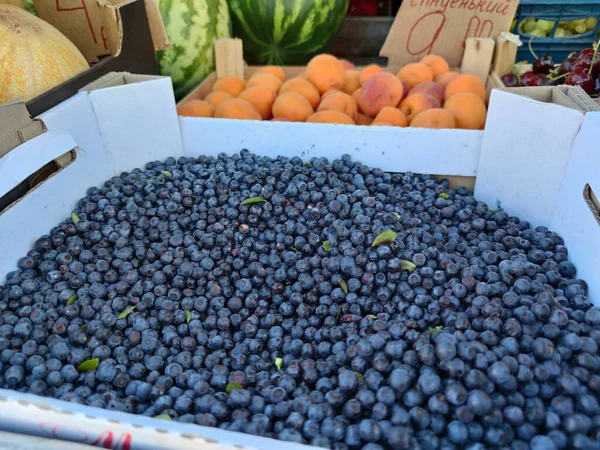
[227,0,349,65]
[24,0,37,16]
[157,0,231,99]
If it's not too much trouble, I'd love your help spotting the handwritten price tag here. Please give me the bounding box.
[33,0,119,63]
[381,0,520,67]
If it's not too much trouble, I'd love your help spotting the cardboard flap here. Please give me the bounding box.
[380,0,519,67]
[33,0,168,64]
[497,86,600,112]
[0,101,46,159]
[80,71,162,91]
[84,74,184,173]
[0,132,77,198]
[550,112,600,303]
[475,89,585,228]
[144,0,169,51]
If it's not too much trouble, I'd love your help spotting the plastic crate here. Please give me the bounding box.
[511,0,600,63]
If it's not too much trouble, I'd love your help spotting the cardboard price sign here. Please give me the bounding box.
[33,0,168,64]
[381,0,520,67]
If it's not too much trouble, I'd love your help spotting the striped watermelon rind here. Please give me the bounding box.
[157,0,231,99]
[24,0,37,16]
[227,0,349,65]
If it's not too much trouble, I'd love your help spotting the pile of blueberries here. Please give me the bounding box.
[1,150,600,450]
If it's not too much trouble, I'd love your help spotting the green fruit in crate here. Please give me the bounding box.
[520,18,536,33]
[586,17,598,30]
[226,0,350,65]
[156,0,232,99]
[535,19,554,34]
[528,28,547,37]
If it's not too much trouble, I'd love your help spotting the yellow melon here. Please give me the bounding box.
[0,5,89,103]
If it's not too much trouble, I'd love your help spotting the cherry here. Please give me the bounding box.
[520,71,544,86]
[533,54,554,74]
[558,57,576,75]
[578,48,595,59]
[571,56,592,72]
[593,78,600,96]
[592,57,600,77]
[501,74,520,87]
[565,69,595,93]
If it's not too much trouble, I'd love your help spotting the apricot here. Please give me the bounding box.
[421,55,450,78]
[342,70,361,95]
[352,89,363,113]
[435,71,460,88]
[358,72,405,117]
[408,81,444,104]
[215,98,261,120]
[306,110,355,125]
[317,91,357,120]
[321,89,341,100]
[373,107,408,127]
[443,92,487,129]
[340,59,355,70]
[272,92,314,122]
[359,64,383,85]
[238,85,277,120]
[444,74,487,102]
[255,66,286,82]
[356,113,373,125]
[212,76,246,97]
[397,63,433,89]
[204,91,232,108]
[370,122,392,126]
[176,100,214,118]
[410,108,456,129]
[247,72,283,94]
[399,80,410,103]
[399,94,440,122]
[280,78,320,109]
[306,54,345,94]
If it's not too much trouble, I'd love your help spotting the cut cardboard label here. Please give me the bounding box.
[34,0,126,63]
[381,0,519,67]
[33,0,167,64]
[0,101,46,158]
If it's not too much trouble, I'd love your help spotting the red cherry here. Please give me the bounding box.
[533,54,554,74]
[501,74,520,87]
[578,48,595,59]
[558,57,576,75]
[521,72,543,86]
[565,70,595,93]
[571,56,592,72]
[592,77,600,95]
[592,57,600,77]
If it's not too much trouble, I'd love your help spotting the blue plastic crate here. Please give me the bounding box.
[511,0,600,63]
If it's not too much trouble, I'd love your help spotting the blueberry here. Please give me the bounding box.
[359,419,382,443]
[467,390,492,415]
[447,420,468,444]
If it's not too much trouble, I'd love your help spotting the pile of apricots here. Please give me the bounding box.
[176,53,487,130]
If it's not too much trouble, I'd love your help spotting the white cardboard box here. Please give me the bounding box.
[0,74,599,448]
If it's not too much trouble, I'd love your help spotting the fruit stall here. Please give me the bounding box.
[1,1,600,450]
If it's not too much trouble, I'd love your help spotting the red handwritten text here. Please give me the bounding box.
[55,0,97,44]
[409,0,513,15]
